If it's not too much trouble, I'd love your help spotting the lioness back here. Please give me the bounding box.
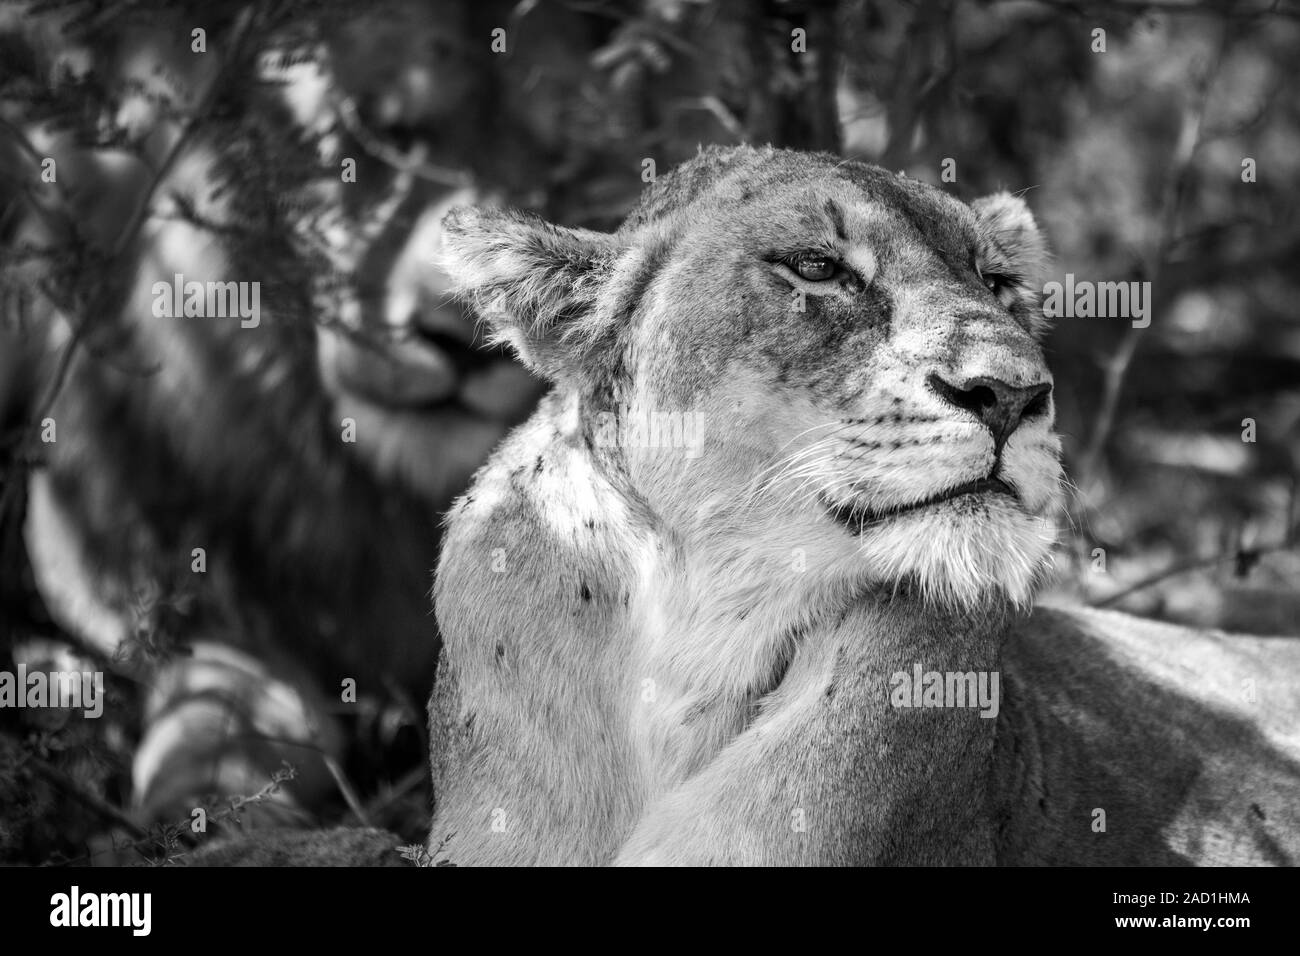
[999,606,1300,865]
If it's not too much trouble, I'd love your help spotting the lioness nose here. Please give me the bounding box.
[927,372,1052,452]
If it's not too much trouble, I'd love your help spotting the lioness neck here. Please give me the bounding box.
[595,430,1011,863]
[622,543,1010,863]
[433,392,1015,864]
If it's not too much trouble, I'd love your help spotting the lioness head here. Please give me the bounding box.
[441,145,1062,611]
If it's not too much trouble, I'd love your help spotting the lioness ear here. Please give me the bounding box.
[439,206,619,379]
[970,192,1050,289]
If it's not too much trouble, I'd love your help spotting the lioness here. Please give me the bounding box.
[428,145,1300,866]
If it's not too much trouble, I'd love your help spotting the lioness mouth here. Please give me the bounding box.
[823,476,1017,532]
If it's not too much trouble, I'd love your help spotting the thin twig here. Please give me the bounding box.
[110,7,258,260]
[360,764,428,820]
[1074,23,1233,493]
[44,762,298,867]
[1092,540,1298,608]
[334,97,472,187]
[322,753,372,827]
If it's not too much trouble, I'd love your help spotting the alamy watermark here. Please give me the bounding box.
[50,886,150,935]
[592,405,706,459]
[889,664,999,718]
[1041,273,1151,328]
[0,665,104,718]
[151,273,260,328]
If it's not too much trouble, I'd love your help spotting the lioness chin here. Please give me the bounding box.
[428,145,1300,866]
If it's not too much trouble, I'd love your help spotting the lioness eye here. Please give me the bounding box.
[792,253,836,282]
[982,272,1011,294]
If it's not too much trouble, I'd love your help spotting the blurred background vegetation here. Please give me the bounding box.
[0,0,1297,864]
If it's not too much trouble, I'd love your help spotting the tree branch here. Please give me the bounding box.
[1093,540,1298,608]
[1073,23,1232,494]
